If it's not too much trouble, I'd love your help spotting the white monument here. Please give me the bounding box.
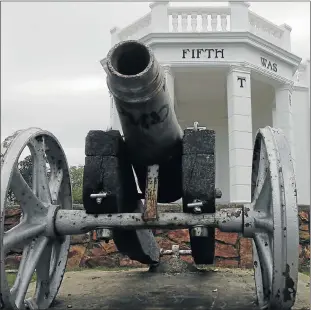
[101,1,310,206]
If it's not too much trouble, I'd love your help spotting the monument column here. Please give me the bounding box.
[227,66,253,203]
[162,65,175,109]
[273,83,295,165]
[109,92,123,134]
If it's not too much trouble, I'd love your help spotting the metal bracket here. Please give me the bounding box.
[187,121,206,131]
[160,244,192,258]
[90,192,108,205]
[190,225,209,237]
[92,228,113,242]
[187,200,203,214]
[143,164,159,221]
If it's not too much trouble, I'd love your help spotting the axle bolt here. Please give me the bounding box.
[191,226,208,237]
[187,201,203,208]
[90,192,108,205]
[194,121,199,131]
[193,206,202,214]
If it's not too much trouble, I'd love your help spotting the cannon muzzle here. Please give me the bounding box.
[106,40,183,164]
[106,40,183,202]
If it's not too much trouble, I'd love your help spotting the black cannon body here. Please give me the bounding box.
[105,40,184,203]
[83,40,216,265]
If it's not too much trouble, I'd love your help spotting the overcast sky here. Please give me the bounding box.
[2,2,310,166]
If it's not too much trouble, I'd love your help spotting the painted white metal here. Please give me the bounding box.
[244,126,299,309]
[0,128,72,310]
[0,126,300,309]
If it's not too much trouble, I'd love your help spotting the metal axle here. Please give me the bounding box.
[54,208,243,236]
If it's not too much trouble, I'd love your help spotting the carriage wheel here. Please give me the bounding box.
[244,126,299,310]
[1,128,72,309]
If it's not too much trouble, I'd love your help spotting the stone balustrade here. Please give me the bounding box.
[168,6,231,32]
[117,13,151,42]
[112,2,291,52]
[248,11,286,49]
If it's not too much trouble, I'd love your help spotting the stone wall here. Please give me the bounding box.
[4,205,310,271]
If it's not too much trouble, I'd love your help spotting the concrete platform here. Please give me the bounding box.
[29,268,310,310]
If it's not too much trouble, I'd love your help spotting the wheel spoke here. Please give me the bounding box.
[254,233,273,296]
[45,142,64,204]
[252,240,268,309]
[11,167,46,218]
[34,242,53,302]
[255,217,274,233]
[252,170,272,215]
[29,137,52,204]
[49,168,63,204]
[252,139,269,201]
[12,236,49,309]
[49,240,60,278]
[3,221,46,254]
[10,245,31,294]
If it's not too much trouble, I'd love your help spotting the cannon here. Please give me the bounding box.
[0,40,299,310]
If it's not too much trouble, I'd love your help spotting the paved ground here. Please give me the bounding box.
[30,267,310,310]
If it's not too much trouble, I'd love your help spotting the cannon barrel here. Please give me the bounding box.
[106,40,183,164]
[106,40,183,202]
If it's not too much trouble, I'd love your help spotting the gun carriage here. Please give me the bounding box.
[1,40,299,310]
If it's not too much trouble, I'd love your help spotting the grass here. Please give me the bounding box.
[6,265,310,287]
[5,266,137,287]
[6,272,37,287]
[66,266,138,272]
[299,267,310,276]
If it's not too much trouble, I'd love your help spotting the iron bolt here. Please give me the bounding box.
[193,121,199,131]
[93,228,113,241]
[215,188,222,199]
[172,244,179,258]
[191,225,208,237]
[90,192,108,205]
[193,206,202,214]
[187,121,206,131]
[187,201,203,208]
[90,192,108,198]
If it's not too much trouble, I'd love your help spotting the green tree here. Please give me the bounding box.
[7,156,84,205]
[69,165,84,204]
[7,155,34,205]
[19,155,33,186]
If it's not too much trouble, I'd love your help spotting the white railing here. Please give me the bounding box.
[118,13,151,41]
[168,7,231,32]
[248,11,284,48]
[113,2,290,52]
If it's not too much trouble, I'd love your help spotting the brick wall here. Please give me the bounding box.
[4,205,310,270]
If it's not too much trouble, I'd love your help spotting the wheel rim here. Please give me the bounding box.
[1,128,72,310]
[247,126,299,309]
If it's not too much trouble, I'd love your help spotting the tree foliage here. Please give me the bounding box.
[69,165,84,204]
[7,155,34,205]
[19,155,33,186]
